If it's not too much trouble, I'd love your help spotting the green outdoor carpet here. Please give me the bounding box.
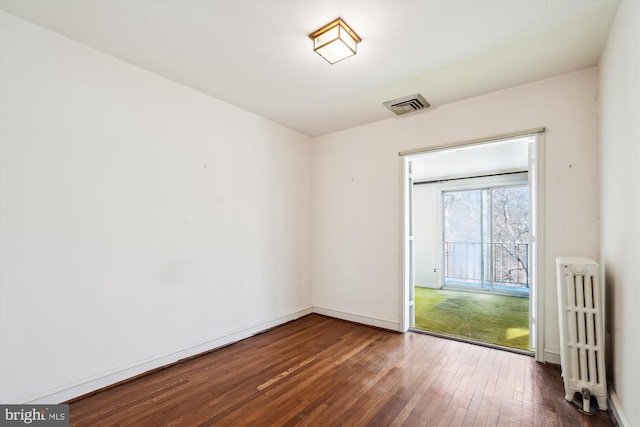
[414,287,531,351]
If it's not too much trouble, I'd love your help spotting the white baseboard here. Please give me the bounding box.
[312,306,399,331]
[609,387,630,427]
[543,349,561,364]
[23,307,313,404]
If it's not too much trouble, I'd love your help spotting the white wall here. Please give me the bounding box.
[412,183,440,287]
[598,0,639,425]
[312,68,600,359]
[0,12,311,403]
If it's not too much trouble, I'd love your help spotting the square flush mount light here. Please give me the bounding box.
[309,18,361,64]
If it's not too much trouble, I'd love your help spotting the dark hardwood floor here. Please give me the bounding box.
[69,314,614,426]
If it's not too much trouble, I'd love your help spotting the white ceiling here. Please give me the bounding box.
[0,0,620,137]
[411,136,532,181]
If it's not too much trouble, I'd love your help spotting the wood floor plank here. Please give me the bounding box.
[68,314,615,426]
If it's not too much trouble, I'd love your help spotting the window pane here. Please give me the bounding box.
[443,190,482,284]
[492,186,530,288]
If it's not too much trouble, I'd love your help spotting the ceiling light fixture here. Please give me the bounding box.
[309,18,361,64]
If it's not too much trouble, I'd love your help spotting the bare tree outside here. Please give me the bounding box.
[444,185,530,290]
[492,186,530,287]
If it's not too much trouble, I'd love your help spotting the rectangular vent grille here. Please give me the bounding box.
[383,94,430,116]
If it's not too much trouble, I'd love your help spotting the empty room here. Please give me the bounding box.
[0,1,637,426]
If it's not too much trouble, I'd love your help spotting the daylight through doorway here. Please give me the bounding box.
[402,133,543,355]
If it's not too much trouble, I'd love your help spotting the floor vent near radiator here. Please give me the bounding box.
[556,257,607,411]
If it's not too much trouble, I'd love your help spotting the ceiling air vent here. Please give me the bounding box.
[383,94,430,116]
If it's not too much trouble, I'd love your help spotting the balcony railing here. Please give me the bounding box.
[444,242,529,289]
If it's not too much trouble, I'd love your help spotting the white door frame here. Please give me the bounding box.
[401,158,415,331]
[400,130,545,362]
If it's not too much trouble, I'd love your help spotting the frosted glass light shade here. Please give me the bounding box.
[309,18,361,64]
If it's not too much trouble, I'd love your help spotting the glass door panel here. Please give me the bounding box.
[443,189,484,289]
[443,185,530,293]
[491,186,530,291]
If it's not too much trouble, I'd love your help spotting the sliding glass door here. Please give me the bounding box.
[443,185,529,294]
